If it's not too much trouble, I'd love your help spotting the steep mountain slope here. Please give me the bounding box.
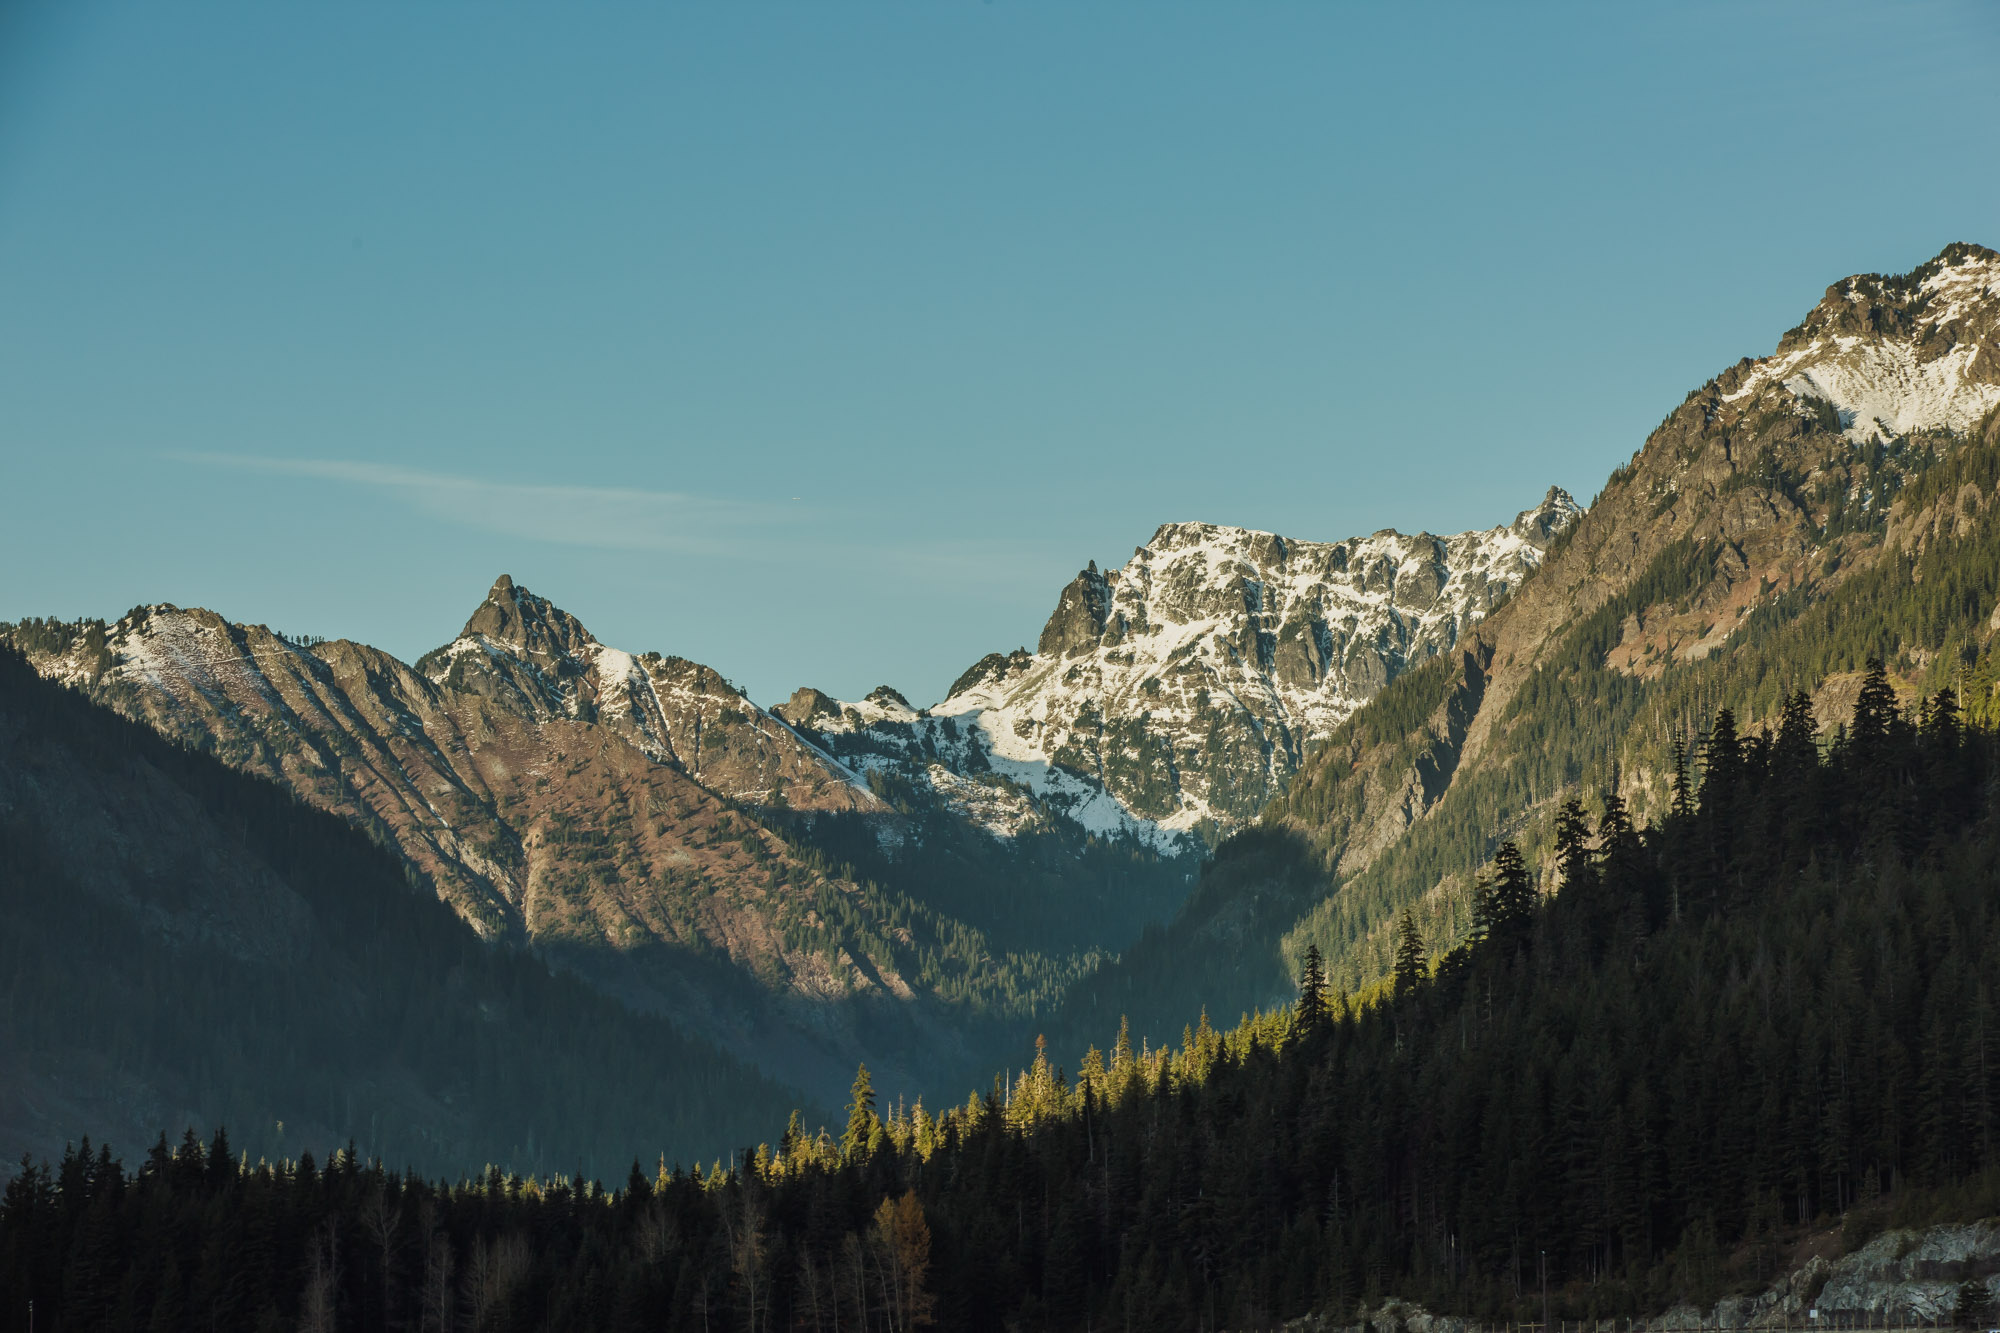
[1061,240,2000,1045]
[4,583,1084,1105]
[777,489,1578,848]
[0,646,807,1177]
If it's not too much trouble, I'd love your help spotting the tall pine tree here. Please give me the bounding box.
[842,1065,879,1164]
[1392,912,1426,999]
[1294,945,1329,1037]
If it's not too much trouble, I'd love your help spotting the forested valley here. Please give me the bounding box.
[11,660,2000,1331]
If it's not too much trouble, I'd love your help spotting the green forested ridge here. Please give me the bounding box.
[9,672,2000,1331]
[0,645,816,1181]
[733,810,1114,1050]
[1054,399,2000,1052]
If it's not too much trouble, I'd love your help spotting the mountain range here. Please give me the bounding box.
[4,481,1559,1111]
[5,240,1999,1171]
[776,487,1578,844]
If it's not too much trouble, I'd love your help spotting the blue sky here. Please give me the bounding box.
[2,3,1997,705]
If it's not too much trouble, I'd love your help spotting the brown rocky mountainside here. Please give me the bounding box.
[1056,240,2000,1044]
[0,646,806,1174]
[6,578,1053,1103]
[1301,241,2000,884]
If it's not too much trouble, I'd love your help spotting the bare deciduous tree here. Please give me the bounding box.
[299,1221,340,1333]
[462,1232,531,1332]
[361,1185,402,1328]
[721,1186,769,1332]
[418,1214,454,1333]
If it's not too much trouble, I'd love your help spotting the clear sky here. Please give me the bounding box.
[3,3,1997,706]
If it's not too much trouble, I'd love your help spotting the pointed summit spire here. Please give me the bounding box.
[458,575,596,673]
[1511,486,1582,545]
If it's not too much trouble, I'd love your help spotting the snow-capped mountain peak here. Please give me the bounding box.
[1720,242,2000,444]
[780,490,1581,847]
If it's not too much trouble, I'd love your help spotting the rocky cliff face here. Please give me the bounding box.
[778,490,1579,846]
[422,574,877,813]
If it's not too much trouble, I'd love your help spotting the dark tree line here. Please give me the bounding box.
[12,660,2000,1330]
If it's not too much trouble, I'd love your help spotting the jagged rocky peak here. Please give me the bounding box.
[415,574,603,719]
[786,489,1580,846]
[773,687,844,730]
[1039,561,1113,658]
[407,577,876,812]
[864,686,920,719]
[457,574,598,674]
[1786,241,2000,349]
[1512,486,1582,543]
[945,649,1033,700]
[1029,492,1581,674]
[776,685,924,736]
[1720,242,2000,445]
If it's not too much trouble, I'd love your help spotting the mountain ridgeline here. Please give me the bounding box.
[6,576,1176,1113]
[777,489,1577,846]
[2,482,1568,1126]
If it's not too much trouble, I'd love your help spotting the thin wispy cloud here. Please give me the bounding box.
[173,453,1081,598]
[176,454,793,556]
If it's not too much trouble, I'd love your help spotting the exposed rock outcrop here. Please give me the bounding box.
[786,488,1580,848]
[1281,1220,2000,1332]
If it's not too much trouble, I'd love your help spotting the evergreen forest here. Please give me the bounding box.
[12,661,2000,1330]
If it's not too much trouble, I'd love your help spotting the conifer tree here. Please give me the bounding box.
[1482,841,1536,944]
[1596,787,1650,912]
[1392,911,1425,999]
[1926,687,1960,743]
[1670,732,1693,820]
[1294,945,1328,1037]
[1596,790,1636,869]
[1699,708,1742,810]
[1553,799,1596,895]
[1774,689,1818,778]
[1852,657,1898,756]
[842,1065,879,1164]
[1469,873,1496,945]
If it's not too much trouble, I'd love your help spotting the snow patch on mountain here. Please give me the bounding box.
[1721,244,2000,442]
[781,489,1581,849]
[1782,338,2000,442]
